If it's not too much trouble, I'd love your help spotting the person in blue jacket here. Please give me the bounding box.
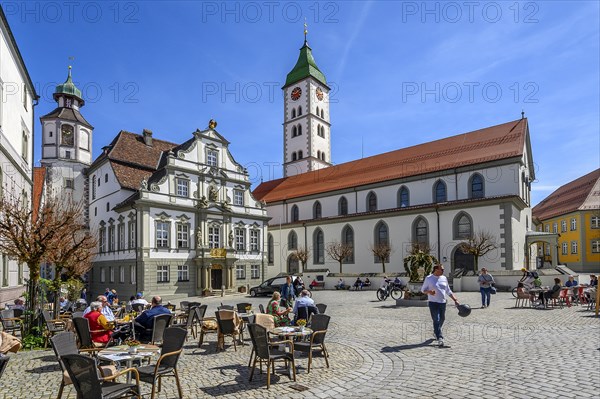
[280,276,296,307]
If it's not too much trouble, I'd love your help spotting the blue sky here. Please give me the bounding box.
[5,1,599,205]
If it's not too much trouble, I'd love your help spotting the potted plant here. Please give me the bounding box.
[125,339,141,354]
[403,243,438,283]
[296,319,307,332]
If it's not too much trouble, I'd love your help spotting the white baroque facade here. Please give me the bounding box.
[88,126,269,299]
[0,7,37,304]
[254,39,536,277]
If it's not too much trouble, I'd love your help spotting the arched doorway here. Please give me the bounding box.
[287,255,299,275]
[453,246,475,273]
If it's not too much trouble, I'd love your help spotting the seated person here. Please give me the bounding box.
[381,276,391,289]
[541,278,562,306]
[131,293,149,307]
[394,276,406,288]
[59,297,70,312]
[309,279,319,289]
[335,278,346,289]
[293,276,305,295]
[516,282,534,302]
[83,301,113,345]
[267,292,292,327]
[353,277,363,290]
[292,290,319,324]
[533,276,542,288]
[83,295,115,322]
[363,278,371,287]
[565,275,578,287]
[134,295,171,342]
[11,298,25,311]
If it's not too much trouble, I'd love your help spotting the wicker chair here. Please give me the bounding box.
[61,353,140,399]
[137,326,187,399]
[198,305,218,348]
[258,304,266,314]
[42,309,67,347]
[247,323,296,389]
[50,332,115,399]
[218,304,234,311]
[294,314,330,373]
[0,355,9,379]
[179,301,190,312]
[131,303,145,313]
[150,314,173,345]
[236,303,253,313]
[73,316,106,349]
[315,303,327,314]
[214,310,242,351]
[0,310,22,337]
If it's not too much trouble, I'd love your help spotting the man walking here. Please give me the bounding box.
[421,264,460,347]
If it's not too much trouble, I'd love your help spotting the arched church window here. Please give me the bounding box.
[298,106,302,116]
[292,153,297,161]
[292,126,297,137]
[298,150,303,159]
[298,124,302,136]
[292,108,296,118]
[316,106,320,116]
[321,109,324,118]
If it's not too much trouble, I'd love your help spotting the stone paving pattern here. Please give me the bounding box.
[1,291,598,398]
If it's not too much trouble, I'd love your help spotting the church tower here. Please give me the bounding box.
[282,28,331,177]
[40,67,93,207]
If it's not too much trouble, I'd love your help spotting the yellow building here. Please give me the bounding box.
[532,169,600,273]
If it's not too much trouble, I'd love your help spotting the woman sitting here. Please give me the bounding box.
[516,282,534,303]
[267,292,292,327]
[83,301,113,344]
[540,278,562,307]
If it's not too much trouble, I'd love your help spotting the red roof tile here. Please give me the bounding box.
[110,162,154,191]
[253,118,529,202]
[32,166,46,222]
[532,168,600,221]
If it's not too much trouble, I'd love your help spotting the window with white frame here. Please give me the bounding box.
[249,265,259,279]
[571,218,577,231]
[119,266,125,283]
[109,266,114,283]
[234,190,244,206]
[236,264,246,279]
[108,225,115,252]
[561,220,567,232]
[177,265,189,281]
[235,228,245,251]
[118,224,125,250]
[156,221,170,248]
[100,267,105,283]
[65,178,74,189]
[552,223,557,234]
[562,242,568,255]
[545,225,550,232]
[571,241,578,254]
[545,245,550,256]
[176,178,189,197]
[129,221,136,249]
[592,216,600,229]
[130,265,136,284]
[177,223,189,249]
[207,150,218,167]
[591,240,600,253]
[99,227,106,253]
[208,226,220,248]
[157,265,169,283]
[250,230,259,252]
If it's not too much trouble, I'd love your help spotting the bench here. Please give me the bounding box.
[335,285,351,290]
[310,281,325,290]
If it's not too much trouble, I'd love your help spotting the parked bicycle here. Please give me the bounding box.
[377,279,406,301]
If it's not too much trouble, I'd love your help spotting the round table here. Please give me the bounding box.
[98,344,161,383]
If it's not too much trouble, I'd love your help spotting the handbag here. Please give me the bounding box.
[490,285,497,294]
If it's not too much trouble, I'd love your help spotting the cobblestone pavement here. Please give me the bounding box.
[1,291,599,398]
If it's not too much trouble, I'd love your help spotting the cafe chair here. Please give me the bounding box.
[247,323,296,389]
[50,332,117,399]
[61,353,141,399]
[150,314,173,345]
[247,314,275,367]
[179,301,190,312]
[198,305,218,348]
[215,310,242,351]
[294,314,330,373]
[515,290,532,308]
[131,304,145,313]
[0,309,22,337]
[218,304,234,311]
[137,326,187,399]
[258,304,266,314]
[236,303,253,313]
[73,317,108,350]
[0,354,9,379]
[315,303,327,314]
[42,309,67,347]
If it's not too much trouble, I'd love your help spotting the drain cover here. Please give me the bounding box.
[290,384,309,392]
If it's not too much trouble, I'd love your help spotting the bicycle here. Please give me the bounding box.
[376,282,406,301]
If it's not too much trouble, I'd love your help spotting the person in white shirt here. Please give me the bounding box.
[421,264,460,347]
[83,295,115,322]
[131,293,149,307]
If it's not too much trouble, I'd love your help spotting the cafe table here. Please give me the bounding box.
[98,344,160,383]
[271,326,313,341]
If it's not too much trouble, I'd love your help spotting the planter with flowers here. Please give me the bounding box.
[125,339,141,354]
[296,319,307,332]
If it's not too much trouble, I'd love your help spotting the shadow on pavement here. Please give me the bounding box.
[381,339,435,352]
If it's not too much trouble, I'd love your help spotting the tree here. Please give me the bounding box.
[403,243,438,282]
[325,241,353,273]
[290,246,309,272]
[0,192,92,332]
[459,229,498,271]
[370,242,393,274]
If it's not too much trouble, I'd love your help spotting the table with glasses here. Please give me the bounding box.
[272,326,313,341]
[98,344,160,383]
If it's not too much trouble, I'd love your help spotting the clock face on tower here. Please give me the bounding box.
[291,87,302,101]
[316,87,324,101]
[61,125,74,147]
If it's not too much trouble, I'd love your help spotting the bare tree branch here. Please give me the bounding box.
[326,241,354,273]
[458,230,498,271]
